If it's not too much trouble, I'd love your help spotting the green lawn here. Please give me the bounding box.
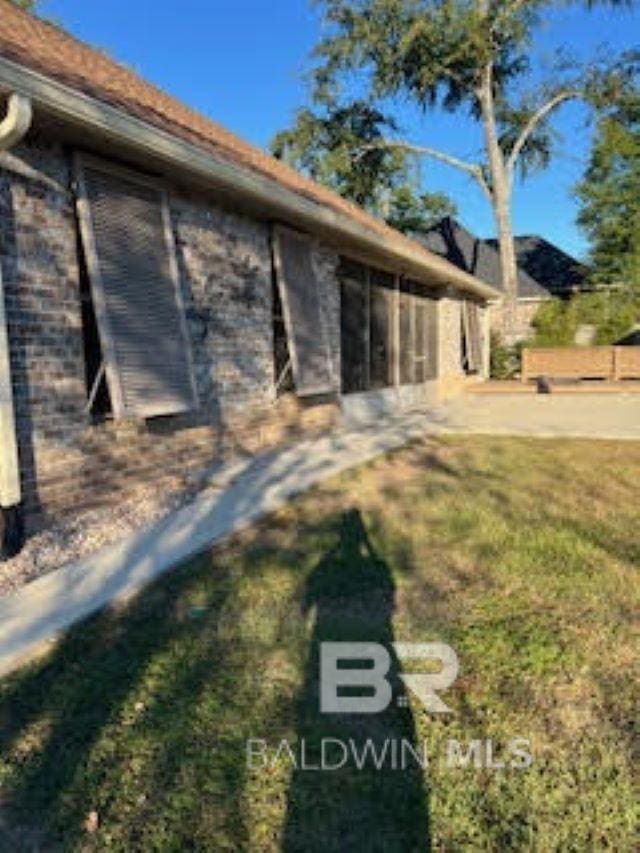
[0,437,638,851]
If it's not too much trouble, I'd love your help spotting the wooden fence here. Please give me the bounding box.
[521,346,640,382]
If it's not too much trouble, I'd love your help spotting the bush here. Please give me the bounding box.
[490,331,522,379]
[531,286,640,348]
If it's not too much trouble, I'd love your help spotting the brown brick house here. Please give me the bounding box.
[0,2,497,558]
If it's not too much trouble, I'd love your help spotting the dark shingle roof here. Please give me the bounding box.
[417,218,549,298]
[499,236,587,294]
[418,218,587,299]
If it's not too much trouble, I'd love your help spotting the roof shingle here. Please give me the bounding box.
[419,218,587,298]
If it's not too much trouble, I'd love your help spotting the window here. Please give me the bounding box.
[74,154,197,420]
[272,227,334,397]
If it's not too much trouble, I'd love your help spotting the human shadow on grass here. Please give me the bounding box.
[0,559,252,851]
[282,509,430,853]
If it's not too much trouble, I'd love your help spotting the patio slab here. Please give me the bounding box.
[445,392,640,440]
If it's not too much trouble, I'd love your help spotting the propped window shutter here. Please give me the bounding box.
[75,156,197,419]
[273,228,333,396]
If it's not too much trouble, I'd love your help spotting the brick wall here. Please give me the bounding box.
[490,297,547,343]
[437,290,489,397]
[438,293,463,380]
[0,134,339,530]
[0,131,476,538]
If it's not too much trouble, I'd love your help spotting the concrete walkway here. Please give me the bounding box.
[0,412,440,676]
[1,394,638,677]
[443,391,640,440]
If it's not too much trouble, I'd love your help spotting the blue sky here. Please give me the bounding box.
[40,0,639,259]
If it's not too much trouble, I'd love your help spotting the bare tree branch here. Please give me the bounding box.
[356,139,493,200]
[506,90,579,180]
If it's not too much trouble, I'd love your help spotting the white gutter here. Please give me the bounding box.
[0,56,500,302]
[0,93,31,553]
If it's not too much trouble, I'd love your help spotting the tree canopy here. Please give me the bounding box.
[271,99,456,233]
[577,88,640,285]
[276,0,638,338]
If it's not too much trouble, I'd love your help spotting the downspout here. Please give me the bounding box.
[0,94,32,558]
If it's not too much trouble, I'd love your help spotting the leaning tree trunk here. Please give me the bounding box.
[477,62,520,342]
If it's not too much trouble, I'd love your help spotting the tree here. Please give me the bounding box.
[8,1,38,9]
[577,88,640,285]
[285,0,636,339]
[272,100,456,232]
[385,185,456,235]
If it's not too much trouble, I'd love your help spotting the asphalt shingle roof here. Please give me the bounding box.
[419,218,587,298]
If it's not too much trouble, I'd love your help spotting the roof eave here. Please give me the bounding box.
[0,55,500,301]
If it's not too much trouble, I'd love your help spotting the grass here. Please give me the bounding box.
[0,436,638,851]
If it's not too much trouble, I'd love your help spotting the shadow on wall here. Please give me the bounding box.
[0,507,431,850]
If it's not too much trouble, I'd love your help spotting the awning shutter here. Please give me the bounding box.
[75,156,197,419]
[273,228,333,396]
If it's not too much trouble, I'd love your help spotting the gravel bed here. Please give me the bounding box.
[0,481,203,599]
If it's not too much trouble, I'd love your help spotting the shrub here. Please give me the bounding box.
[530,286,640,348]
[490,331,522,379]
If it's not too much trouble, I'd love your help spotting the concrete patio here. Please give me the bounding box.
[443,389,640,440]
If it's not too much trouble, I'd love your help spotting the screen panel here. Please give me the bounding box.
[399,280,415,385]
[369,269,395,389]
[425,297,439,380]
[340,277,368,394]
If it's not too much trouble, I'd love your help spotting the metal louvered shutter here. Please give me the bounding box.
[273,228,333,397]
[75,156,197,419]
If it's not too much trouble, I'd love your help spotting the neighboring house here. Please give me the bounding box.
[0,3,497,557]
[419,218,587,342]
[616,325,640,346]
